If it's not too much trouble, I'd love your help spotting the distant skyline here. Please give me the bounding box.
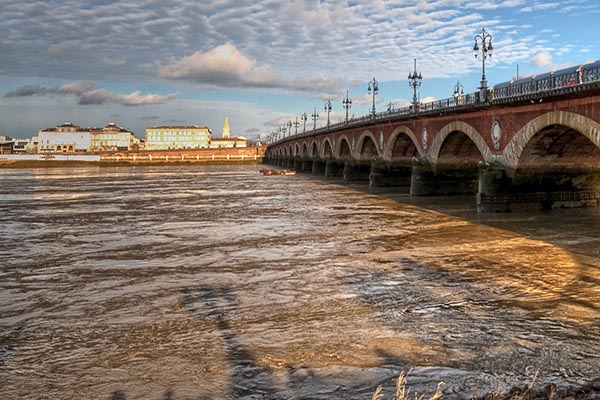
[1,0,598,139]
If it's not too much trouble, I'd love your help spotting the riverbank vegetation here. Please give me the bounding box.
[372,370,600,400]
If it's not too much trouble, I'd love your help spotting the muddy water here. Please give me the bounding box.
[1,165,599,399]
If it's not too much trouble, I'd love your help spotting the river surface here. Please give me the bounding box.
[1,164,600,399]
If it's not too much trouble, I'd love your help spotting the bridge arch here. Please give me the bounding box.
[429,121,492,164]
[384,125,423,162]
[356,130,381,161]
[502,111,600,171]
[309,140,319,159]
[322,138,334,159]
[335,135,353,159]
[294,143,301,157]
[300,142,308,157]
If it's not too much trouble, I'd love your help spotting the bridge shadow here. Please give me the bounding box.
[305,173,600,259]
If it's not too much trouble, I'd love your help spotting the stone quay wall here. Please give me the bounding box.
[99,146,265,163]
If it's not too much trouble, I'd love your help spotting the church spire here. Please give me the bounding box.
[222,117,230,139]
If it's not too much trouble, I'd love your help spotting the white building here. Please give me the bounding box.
[38,122,92,153]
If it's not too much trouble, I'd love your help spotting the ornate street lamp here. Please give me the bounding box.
[287,120,292,137]
[281,125,287,138]
[387,101,394,112]
[367,77,378,117]
[473,27,493,95]
[342,90,352,123]
[294,116,299,135]
[408,58,422,112]
[453,81,464,96]
[301,112,308,133]
[311,107,319,131]
[453,80,464,105]
[324,100,332,128]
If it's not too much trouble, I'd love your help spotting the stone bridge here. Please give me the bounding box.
[264,83,600,211]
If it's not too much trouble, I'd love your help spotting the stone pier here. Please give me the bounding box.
[325,160,344,178]
[410,159,479,196]
[301,159,313,172]
[312,160,326,175]
[369,159,412,187]
[343,159,371,181]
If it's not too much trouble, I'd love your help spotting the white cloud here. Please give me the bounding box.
[159,43,279,87]
[531,52,552,66]
[159,43,342,93]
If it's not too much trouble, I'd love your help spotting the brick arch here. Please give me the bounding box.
[335,135,353,159]
[294,143,301,157]
[309,140,319,159]
[356,130,381,160]
[502,111,600,171]
[429,120,492,164]
[301,142,308,157]
[384,125,423,161]
[322,137,334,158]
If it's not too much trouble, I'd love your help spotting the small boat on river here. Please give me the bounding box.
[260,169,296,176]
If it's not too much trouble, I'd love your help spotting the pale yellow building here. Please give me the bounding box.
[209,137,247,148]
[145,125,212,150]
[91,122,138,151]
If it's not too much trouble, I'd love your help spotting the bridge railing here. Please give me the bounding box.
[270,61,600,145]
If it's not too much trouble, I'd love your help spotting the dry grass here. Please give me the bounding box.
[372,370,560,400]
[372,370,443,400]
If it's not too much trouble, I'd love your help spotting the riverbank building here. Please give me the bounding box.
[145,125,212,150]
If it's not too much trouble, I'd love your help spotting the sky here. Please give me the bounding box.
[0,0,598,140]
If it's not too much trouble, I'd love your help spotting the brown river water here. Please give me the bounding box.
[1,164,600,399]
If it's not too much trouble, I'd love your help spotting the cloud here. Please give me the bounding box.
[158,43,342,92]
[4,81,178,106]
[531,52,552,66]
[159,43,279,87]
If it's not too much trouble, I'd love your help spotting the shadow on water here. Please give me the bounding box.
[180,283,282,399]
[105,282,405,400]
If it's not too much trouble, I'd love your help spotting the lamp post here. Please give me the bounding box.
[311,107,319,131]
[387,101,394,112]
[288,120,292,137]
[342,90,352,123]
[473,27,493,96]
[408,58,422,112]
[294,116,299,135]
[281,125,287,138]
[324,100,332,128]
[453,81,464,104]
[301,112,307,133]
[367,77,378,117]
